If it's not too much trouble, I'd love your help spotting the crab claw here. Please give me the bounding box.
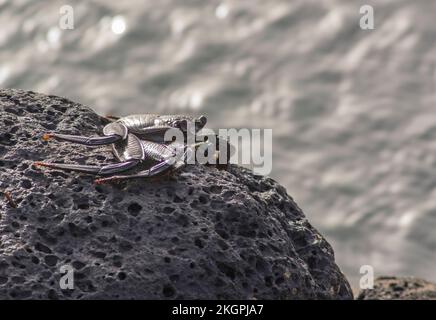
[42,133,53,141]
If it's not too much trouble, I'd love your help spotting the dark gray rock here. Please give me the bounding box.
[0,89,352,299]
[357,276,436,300]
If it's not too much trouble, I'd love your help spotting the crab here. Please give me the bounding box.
[42,113,208,145]
[34,114,231,183]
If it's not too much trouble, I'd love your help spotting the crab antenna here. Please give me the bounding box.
[105,115,120,120]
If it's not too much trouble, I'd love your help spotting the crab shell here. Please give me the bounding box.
[104,114,207,143]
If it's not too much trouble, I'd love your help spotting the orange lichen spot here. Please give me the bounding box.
[33,161,49,168]
[42,133,52,141]
[94,178,106,185]
[2,192,17,208]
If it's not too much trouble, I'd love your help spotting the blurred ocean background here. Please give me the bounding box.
[1,0,436,289]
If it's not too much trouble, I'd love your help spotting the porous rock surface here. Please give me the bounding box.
[0,89,352,299]
[357,276,436,300]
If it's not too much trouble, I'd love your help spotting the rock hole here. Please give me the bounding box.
[72,261,86,270]
[44,255,58,267]
[77,202,89,210]
[35,242,52,254]
[21,179,32,189]
[198,195,209,204]
[127,202,142,215]
[162,285,176,298]
[194,238,204,249]
[216,262,236,280]
[163,206,175,214]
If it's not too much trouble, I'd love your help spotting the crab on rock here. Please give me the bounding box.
[34,114,229,183]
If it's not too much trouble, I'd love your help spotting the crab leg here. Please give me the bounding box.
[34,160,139,176]
[42,133,122,146]
[43,122,128,146]
[95,159,175,184]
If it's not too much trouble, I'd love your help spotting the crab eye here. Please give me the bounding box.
[198,115,207,126]
[194,115,207,131]
[174,119,188,131]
